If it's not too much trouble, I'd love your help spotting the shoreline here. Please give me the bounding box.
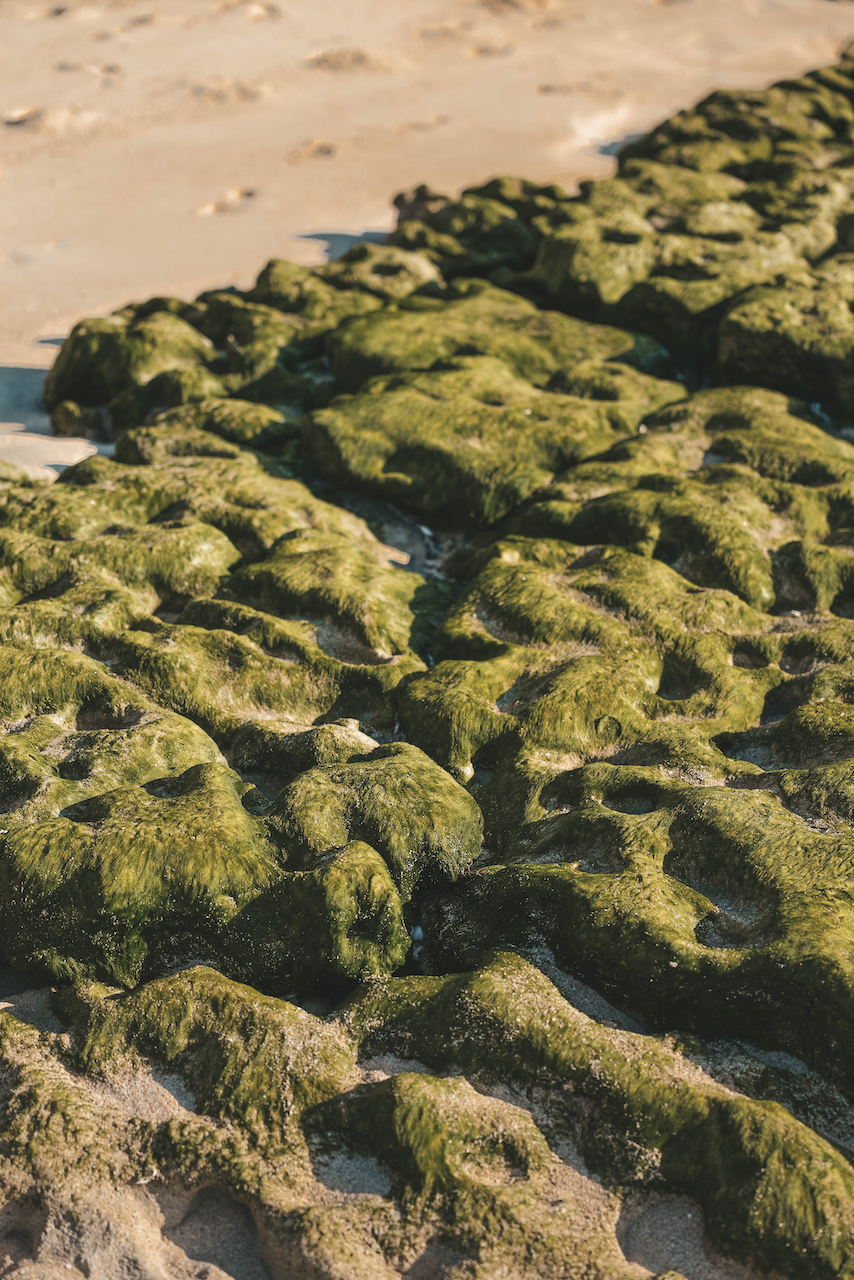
[2,0,854,371]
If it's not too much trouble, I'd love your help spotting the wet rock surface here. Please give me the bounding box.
[9,47,854,1280]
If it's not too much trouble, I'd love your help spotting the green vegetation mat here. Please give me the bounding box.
[8,43,854,1280]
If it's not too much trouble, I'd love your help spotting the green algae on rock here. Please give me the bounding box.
[305,355,686,526]
[0,647,414,988]
[44,244,443,436]
[495,50,854,387]
[267,740,483,899]
[326,278,671,394]
[3,953,852,1278]
[7,41,854,1280]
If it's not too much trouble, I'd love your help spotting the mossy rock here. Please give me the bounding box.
[717,262,854,417]
[248,245,438,313]
[140,397,296,449]
[45,251,442,433]
[13,42,854,1277]
[0,447,379,561]
[108,364,230,429]
[306,1069,550,1198]
[0,743,409,987]
[305,355,685,526]
[327,279,670,393]
[494,68,854,371]
[50,399,108,442]
[416,782,854,1091]
[267,740,483,899]
[0,950,840,1278]
[338,951,854,1279]
[222,526,445,657]
[613,230,801,367]
[315,241,443,301]
[520,207,799,366]
[44,311,220,412]
[64,964,356,1136]
[389,184,539,277]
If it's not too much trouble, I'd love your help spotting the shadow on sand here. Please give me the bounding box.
[0,364,51,432]
[297,229,390,261]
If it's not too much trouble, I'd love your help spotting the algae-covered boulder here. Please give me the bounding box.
[327,278,670,393]
[247,256,381,320]
[267,740,483,898]
[492,63,854,378]
[522,204,804,368]
[315,241,443,301]
[305,355,686,525]
[44,311,218,410]
[222,525,445,658]
[0,647,411,987]
[717,260,854,416]
[2,761,281,985]
[388,183,541,277]
[0,728,411,988]
[139,396,295,450]
[249,243,440,313]
[44,247,441,436]
[339,952,854,1279]
[6,950,850,1278]
[0,445,379,560]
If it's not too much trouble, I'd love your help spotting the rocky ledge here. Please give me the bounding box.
[4,43,854,1280]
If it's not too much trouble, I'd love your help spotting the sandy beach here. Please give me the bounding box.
[4,0,854,477]
[3,0,854,380]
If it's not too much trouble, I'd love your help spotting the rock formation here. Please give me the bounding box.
[6,44,854,1280]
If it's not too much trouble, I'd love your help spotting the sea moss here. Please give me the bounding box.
[305,356,685,526]
[267,741,483,899]
[7,42,854,1279]
[326,279,671,393]
[339,952,854,1279]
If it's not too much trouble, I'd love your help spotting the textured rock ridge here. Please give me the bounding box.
[7,44,854,1280]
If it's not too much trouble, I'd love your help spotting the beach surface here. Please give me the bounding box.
[2,0,854,471]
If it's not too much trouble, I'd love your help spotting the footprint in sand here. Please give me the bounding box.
[478,0,556,12]
[538,81,625,102]
[189,77,268,105]
[419,22,471,40]
[55,60,122,87]
[6,240,62,267]
[217,0,282,18]
[86,12,159,41]
[243,1,280,16]
[196,188,257,216]
[3,105,100,132]
[400,114,451,133]
[470,43,515,57]
[3,107,44,128]
[306,48,402,74]
[288,139,338,162]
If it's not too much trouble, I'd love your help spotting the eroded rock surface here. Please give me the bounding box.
[7,45,854,1280]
